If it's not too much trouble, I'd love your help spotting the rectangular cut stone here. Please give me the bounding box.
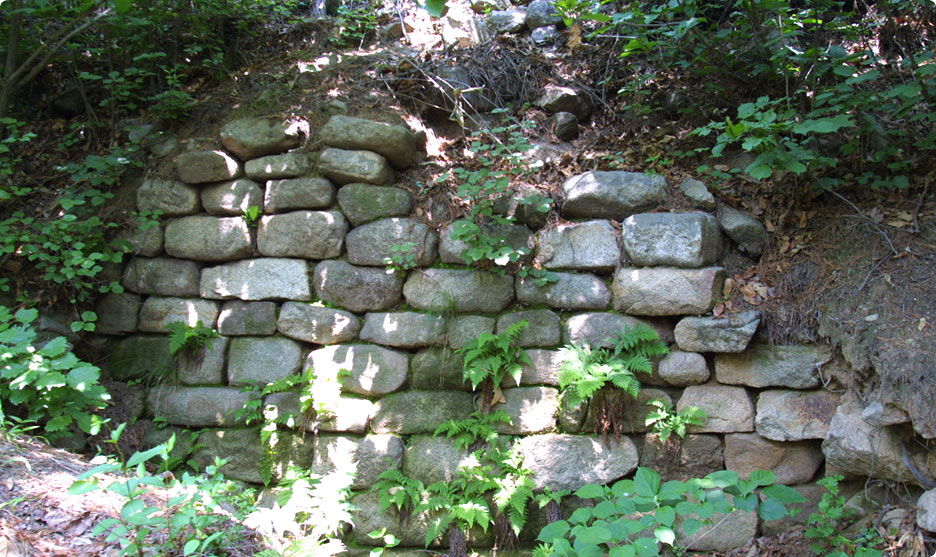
[307,344,409,397]
[147,386,251,427]
[724,433,824,485]
[517,434,639,492]
[715,345,832,389]
[175,150,243,184]
[277,302,361,344]
[218,301,277,335]
[95,293,141,335]
[496,310,560,347]
[177,336,227,385]
[516,272,610,310]
[493,387,559,434]
[257,211,348,259]
[264,177,335,212]
[677,384,754,433]
[122,257,200,297]
[612,267,724,316]
[227,336,302,386]
[310,434,404,489]
[621,212,722,267]
[164,216,252,262]
[137,297,219,332]
[371,391,475,434]
[245,152,312,180]
[265,392,374,433]
[535,219,620,272]
[755,389,840,441]
[359,311,445,348]
[200,258,311,301]
[403,269,514,312]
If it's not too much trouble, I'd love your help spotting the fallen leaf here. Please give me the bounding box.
[743,295,761,306]
[869,207,884,223]
[898,211,913,222]
[490,385,506,406]
[765,219,775,232]
[751,283,769,298]
[713,302,725,317]
[798,212,808,228]
[740,284,757,298]
[567,24,583,50]
[919,318,928,331]
[723,278,736,298]
[886,219,907,228]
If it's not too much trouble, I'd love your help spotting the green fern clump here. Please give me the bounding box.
[645,398,707,442]
[558,323,669,407]
[433,410,512,450]
[459,320,530,391]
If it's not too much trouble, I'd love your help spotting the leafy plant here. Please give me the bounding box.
[382,241,418,273]
[644,398,706,443]
[534,467,806,557]
[0,306,109,438]
[165,320,220,357]
[70,423,256,557]
[804,475,884,557]
[367,527,401,557]
[434,410,513,450]
[242,205,262,228]
[558,324,668,407]
[459,319,530,412]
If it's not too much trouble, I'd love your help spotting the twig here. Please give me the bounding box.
[828,190,899,256]
[909,173,931,233]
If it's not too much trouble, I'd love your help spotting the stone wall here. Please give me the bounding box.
[95,114,923,551]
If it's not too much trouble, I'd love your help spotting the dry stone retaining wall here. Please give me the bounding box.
[96,114,909,551]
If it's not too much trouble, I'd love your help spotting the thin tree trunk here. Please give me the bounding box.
[448,525,467,557]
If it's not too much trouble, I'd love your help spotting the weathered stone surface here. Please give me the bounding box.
[336,184,412,226]
[492,184,551,229]
[193,429,312,484]
[563,312,675,347]
[218,301,277,336]
[553,111,578,141]
[761,484,830,536]
[678,178,716,211]
[360,311,445,348]
[658,349,710,386]
[277,302,360,344]
[536,219,620,272]
[561,171,667,219]
[446,315,495,349]
[244,152,312,180]
[319,115,424,169]
[822,397,927,484]
[403,435,473,484]
[917,489,936,532]
[620,212,722,267]
[557,393,588,433]
[718,204,768,256]
[507,349,562,387]
[164,216,252,262]
[95,293,140,335]
[311,434,404,489]
[518,434,639,491]
[176,336,227,385]
[715,345,832,389]
[439,221,533,265]
[861,400,910,427]
[220,117,304,160]
[637,434,724,482]
[318,148,393,185]
[263,177,335,212]
[122,257,200,297]
[678,384,754,433]
[674,311,760,353]
[488,9,526,33]
[371,391,475,434]
[675,502,758,552]
[121,224,163,257]
[227,336,302,386]
[535,85,590,120]
[176,150,242,184]
[138,297,219,332]
[346,218,438,267]
[308,344,409,397]
[410,348,469,391]
[147,385,250,427]
[525,0,560,29]
[584,388,671,434]
[136,179,201,216]
[108,335,173,381]
[531,24,558,44]
[496,310,560,348]
[257,210,348,259]
[265,392,374,434]
[313,260,403,313]
[200,179,264,215]
[494,387,559,434]
[403,269,514,313]
[612,267,724,316]
[200,258,311,301]
[516,272,610,310]
[724,433,824,485]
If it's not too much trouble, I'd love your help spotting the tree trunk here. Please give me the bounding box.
[448,525,467,557]
[546,499,562,524]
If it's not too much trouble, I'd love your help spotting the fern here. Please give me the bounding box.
[645,398,707,442]
[372,469,425,515]
[459,320,530,391]
[165,320,219,356]
[558,324,669,407]
[433,410,512,450]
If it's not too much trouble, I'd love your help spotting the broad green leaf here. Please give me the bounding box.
[762,484,808,504]
[748,470,776,487]
[127,444,167,468]
[791,115,853,134]
[575,483,605,499]
[573,525,612,545]
[423,0,447,17]
[682,517,704,536]
[609,546,636,557]
[758,497,790,521]
[654,506,675,527]
[634,467,661,498]
[653,526,675,546]
[537,520,570,542]
[569,507,594,525]
[633,536,660,557]
[68,479,99,495]
[14,308,38,324]
[593,500,616,519]
[183,539,200,556]
[39,336,68,357]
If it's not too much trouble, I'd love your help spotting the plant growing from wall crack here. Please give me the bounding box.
[458,319,530,413]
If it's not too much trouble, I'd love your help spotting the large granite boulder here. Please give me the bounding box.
[620,212,722,267]
[724,433,824,485]
[536,219,620,272]
[164,216,252,261]
[317,148,393,185]
[147,385,251,427]
[217,301,277,336]
[257,211,348,259]
[717,204,768,256]
[175,150,242,184]
[307,344,409,397]
[403,269,514,313]
[220,117,304,160]
[277,302,361,344]
[312,260,403,313]
[319,115,424,169]
[244,152,312,180]
[715,345,833,389]
[359,311,446,348]
[227,336,302,386]
[263,178,335,212]
[137,297,219,332]
[674,311,760,353]
[200,179,263,215]
[200,258,311,301]
[371,391,475,434]
[122,257,200,297]
[336,184,413,226]
[516,272,611,310]
[561,171,667,219]
[677,384,755,433]
[612,267,724,316]
[136,179,200,216]
[345,218,438,267]
[517,434,639,491]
